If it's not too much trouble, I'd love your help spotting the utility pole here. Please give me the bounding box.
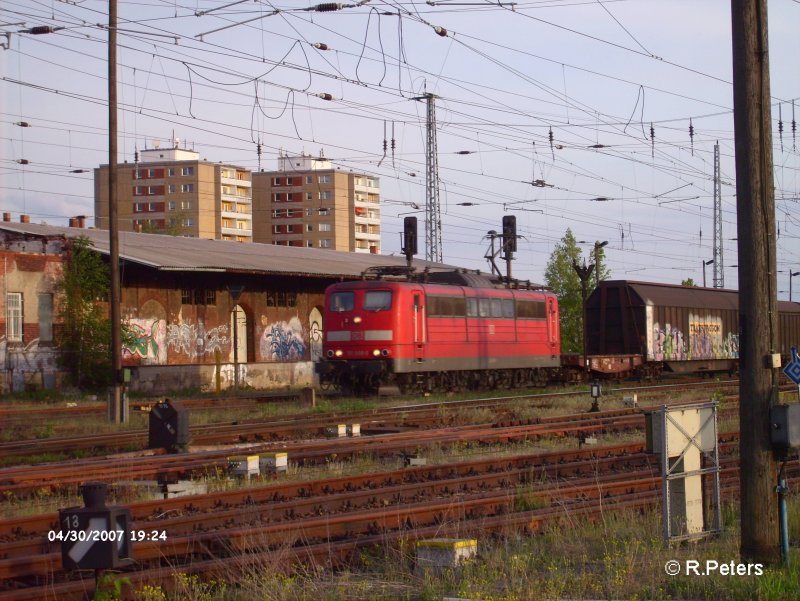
[108,0,125,423]
[731,0,780,564]
[414,93,443,263]
[713,142,724,288]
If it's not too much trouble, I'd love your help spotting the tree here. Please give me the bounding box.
[56,236,115,389]
[681,278,697,286]
[544,229,611,354]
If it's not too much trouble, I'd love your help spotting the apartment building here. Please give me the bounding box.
[95,147,253,241]
[252,154,380,253]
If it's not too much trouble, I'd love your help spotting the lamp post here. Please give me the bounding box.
[703,259,714,287]
[593,241,608,287]
[790,271,800,302]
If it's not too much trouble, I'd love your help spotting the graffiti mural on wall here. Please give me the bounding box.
[650,315,739,362]
[260,317,305,361]
[0,336,59,390]
[123,319,167,364]
[166,320,230,360]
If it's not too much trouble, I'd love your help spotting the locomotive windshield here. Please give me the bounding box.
[363,290,393,311]
[330,292,355,312]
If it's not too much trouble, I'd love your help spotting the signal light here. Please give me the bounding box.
[403,216,418,256]
[502,215,516,253]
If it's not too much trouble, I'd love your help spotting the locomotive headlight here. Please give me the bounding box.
[353,316,362,324]
[326,350,334,358]
[372,349,381,357]
[381,349,390,356]
[334,349,344,357]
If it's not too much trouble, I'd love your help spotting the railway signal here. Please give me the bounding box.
[402,216,418,270]
[58,482,132,571]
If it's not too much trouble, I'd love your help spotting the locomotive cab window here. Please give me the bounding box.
[330,292,355,312]
[516,299,546,319]
[363,291,392,311]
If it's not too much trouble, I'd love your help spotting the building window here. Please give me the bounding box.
[168,201,176,211]
[148,202,158,211]
[319,191,331,200]
[318,223,331,232]
[306,223,313,232]
[318,175,331,184]
[273,225,282,234]
[181,166,194,176]
[286,224,295,233]
[38,293,53,342]
[305,175,312,184]
[134,186,145,196]
[266,291,297,307]
[181,289,192,304]
[306,240,313,247]
[181,200,192,210]
[168,184,176,194]
[318,208,329,216]
[272,209,282,218]
[206,290,216,305]
[6,292,22,342]
[306,192,313,201]
[180,184,194,193]
[319,239,331,248]
[182,218,194,227]
[287,209,296,218]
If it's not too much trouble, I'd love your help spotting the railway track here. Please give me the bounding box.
[0,379,740,461]
[0,437,772,601]
[0,407,649,498]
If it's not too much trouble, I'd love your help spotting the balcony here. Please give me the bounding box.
[221,176,251,188]
[222,227,252,237]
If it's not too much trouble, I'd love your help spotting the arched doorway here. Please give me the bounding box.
[229,304,248,363]
[309,307,323,362]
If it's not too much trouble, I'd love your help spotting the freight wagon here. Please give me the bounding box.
[585,280,800,379]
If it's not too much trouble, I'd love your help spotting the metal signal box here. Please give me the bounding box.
[59,506,132,570]
[148,399,189,452]
[770,404,800,449]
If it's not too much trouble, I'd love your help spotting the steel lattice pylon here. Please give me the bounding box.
[713,142,724,288]
[416,93,443,263]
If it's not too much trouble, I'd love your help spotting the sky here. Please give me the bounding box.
[1,1,799,297]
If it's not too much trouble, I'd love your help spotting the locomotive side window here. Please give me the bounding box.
[466,298,478,317]
[516,299,546,319]
[478,298,491,317]
[491,298,503,318]
[330,292,355,312]
[502,299,515,318]
[428,295,466,317]
[363,291,392,311]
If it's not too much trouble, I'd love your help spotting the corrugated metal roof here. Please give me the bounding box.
[602,280,800,313]
[0,222,462,279]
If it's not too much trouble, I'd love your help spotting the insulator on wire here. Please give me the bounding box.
[313,42,329,50]
[21,25,62,35]
[15,121,30,127]
[313,3,342,12]
[433,26,447,37]
[778,103,784,152]
[689,118,694,155]
[317,93,333,101]
[792,100,797,150]
[456,150,473,155]
[650,122,655,158]
[16,159,30,164]
[548,127,554,160]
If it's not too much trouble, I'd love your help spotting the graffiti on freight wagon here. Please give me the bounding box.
[650,315,739,362]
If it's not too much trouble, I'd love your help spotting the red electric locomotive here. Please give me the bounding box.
[316,270,561,394]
